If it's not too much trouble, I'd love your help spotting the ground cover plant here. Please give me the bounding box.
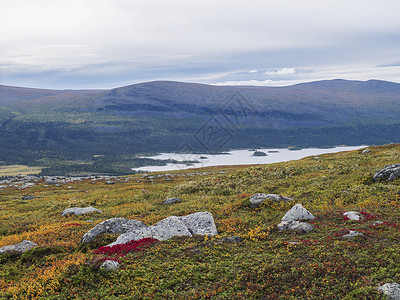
[1,144,400,299]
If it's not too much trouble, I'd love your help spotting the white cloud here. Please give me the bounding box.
[265,68,297,76]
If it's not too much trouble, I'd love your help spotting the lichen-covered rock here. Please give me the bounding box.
[107,212,218,246]
[61,207,103,217]
[343,211,361,221]
[373,164,400,181]
[249,193,292,208]
[342,230,363,238]
[81,218,147,243]
[163,197,181,204]
[281,204,315,222]
[378,282,400,300]
[277,221,314,233]
[100,260,120,272]
[179,211,218,236]
[0,240,37,254]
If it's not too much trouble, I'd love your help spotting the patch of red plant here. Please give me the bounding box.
[94,237,158,257]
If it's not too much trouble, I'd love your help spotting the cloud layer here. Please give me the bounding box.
[1,0,400,88]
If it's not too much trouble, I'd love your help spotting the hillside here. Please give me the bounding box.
[1,79,400,175]
[0,144,400,298]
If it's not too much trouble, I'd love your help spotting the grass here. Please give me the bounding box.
[0,165,43,176]
[0,144,400,299]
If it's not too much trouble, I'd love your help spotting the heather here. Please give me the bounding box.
[0,144,400,299]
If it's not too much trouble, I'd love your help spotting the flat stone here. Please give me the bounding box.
[61,207,103,217]
[342,230,363,238]
[343,211,361,221]
[277,221,314,233]
[249,193,292,208]
[163,197,181,204]
[281,204,315,222]
[0,240,37,254]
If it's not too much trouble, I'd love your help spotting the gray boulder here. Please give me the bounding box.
[373,164,400,181]
[277,221,314,233]
[378,283,400,300]
[179,211,218,236]
[61,206,103,217]
[163,197,181,204]
[100,260,120,272]
[81,218,147,243]
[281,204,315,222]
[22,195,35,200]
[107,212,218,246]
[0,240,37,254]
[249,193,292,208]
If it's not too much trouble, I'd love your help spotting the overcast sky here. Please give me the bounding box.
[1,0,400,89]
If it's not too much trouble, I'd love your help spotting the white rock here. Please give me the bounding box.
[179,211,218,236]
[277,221,314,233]
[342,230,363,238]
[61,207,103,217]
[362,148,371,154]
[100,260,120,272]
[0,240,37,254]
[343,211,361,221]
[378,283,400,300]
[281,204,315,222]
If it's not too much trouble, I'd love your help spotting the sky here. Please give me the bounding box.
[1,0,400,89]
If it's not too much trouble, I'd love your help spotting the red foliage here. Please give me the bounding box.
[360,212,375,220]
[94,237,158,257]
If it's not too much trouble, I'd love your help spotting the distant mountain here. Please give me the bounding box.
[1,79,400,169]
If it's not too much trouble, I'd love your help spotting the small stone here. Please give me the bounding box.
[106,181,115,185]
[362,148,370,154]
[22,195,34,200]
[281,204,315,222]
[342,230,363,238]
[249,193,292,208]
[343,211,361,221]
[372,221,384,226]
[61,207,103,217]
[100,260,120,272]
[163,197,181,204]
[378,282,400,300]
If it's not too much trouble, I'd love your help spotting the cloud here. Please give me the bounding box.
[265,68,297,76]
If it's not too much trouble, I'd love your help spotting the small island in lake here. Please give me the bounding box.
[252,151,268,157]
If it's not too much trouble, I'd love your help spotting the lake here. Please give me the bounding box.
[132,145,367,173]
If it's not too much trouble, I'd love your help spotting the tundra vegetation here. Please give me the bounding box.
[1,143,400,299]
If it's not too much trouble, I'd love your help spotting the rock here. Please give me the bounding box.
[22,195,34,200]
[362,148,371,154]
[281,204,315,222]
[61,207,103,217]
[100,260,120,272]
[109,216,192,246]
[81,218,147,243]
[252,151,267,156]
[0,240,37,254]
[277,221,314,233]
[107,212,218,246]
[106,181,115,185]
[249,193,292,208]
[373,164,400,182]
[378,283,400,300]
[163,197,181,205]
[179,211,218,236]
[343,211,361,221]
[372,221,384,226]
[342,230,363,238]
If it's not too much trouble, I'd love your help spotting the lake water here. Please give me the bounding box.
[132,145,367,173]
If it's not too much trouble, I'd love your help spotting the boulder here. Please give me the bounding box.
[179,211,218,236]
[22,195,35,200]
[362,148,370,154]
[81,218,147,243]
[343,211,361,221]
[0,240,37,254]
[277,221,314,233]
[281,204,315,222]
[100,260,120,272]
[373,164,400,182]
[61,207,103,217]
[378,283,400,300]
[107,212,218,246]
[163,197,181,205]
[249,193,292,208]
